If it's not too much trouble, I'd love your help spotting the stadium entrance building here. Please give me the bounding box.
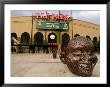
[11,11,100,54]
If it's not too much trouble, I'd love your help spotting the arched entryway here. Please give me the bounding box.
[62,33,70,51]
[62,33,70,45]
[11,33,17,39]
[86,35,91,40]
[21,32,30,45]
[11,33,17,52]
[34,32,44,45]
[48,32,57,53]
[74,34,80,37]
[93,37,98,52]
[34,32,44,53]
[20,32,30,53]
[11,33,17,45]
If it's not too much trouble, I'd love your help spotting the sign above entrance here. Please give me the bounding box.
[36,22,69,30]
[35,11,71,22]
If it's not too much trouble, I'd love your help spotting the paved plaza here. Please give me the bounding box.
[11,53,100,77]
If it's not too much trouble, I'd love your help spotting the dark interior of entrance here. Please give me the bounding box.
[62,33,70,52]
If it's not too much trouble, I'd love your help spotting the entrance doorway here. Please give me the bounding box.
[34,32,43,45]
[21,32,30,45]
[48,32,57,53]
[11,33,17,53]
[20,32,30,53]
[11,33,17,45]
[34,32,44,53]
[48,32,57,43]
[62,33,70,52]
[11,33,17,39]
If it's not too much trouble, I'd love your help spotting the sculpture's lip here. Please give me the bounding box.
[78,63,93,72]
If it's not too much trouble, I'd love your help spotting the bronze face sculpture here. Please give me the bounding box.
[60,36,98,76]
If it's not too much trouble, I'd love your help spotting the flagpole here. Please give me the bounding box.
[71,10,73,39]
[30,13,33,45]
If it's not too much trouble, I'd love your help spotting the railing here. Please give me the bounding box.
[11,45,58,54]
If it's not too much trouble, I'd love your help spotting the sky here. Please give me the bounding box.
[11,10,100,25]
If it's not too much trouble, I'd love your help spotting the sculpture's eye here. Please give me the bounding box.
[88,50,94,55]
[73,49,84,55]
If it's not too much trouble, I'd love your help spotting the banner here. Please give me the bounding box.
[36,22,69,30]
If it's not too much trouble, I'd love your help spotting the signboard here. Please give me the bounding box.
[36,22,69,30]
[35,11,71,22]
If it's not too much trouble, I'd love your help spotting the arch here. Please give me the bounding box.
[61,33,70,52]
[11,33,17,39]
[93,37,98,51]
[62,33,70,45]
[48,32,57,43]
[86,35,91,40]
[74,34,80,37]
[93,37,97,41]
[11,33,17,45]
[21,32,30,45]
[34,32,44,45]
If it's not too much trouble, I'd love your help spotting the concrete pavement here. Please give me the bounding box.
[11,53,100,77]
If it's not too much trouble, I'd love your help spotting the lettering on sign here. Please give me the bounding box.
[36,22,69,30]
[35,11,71,22]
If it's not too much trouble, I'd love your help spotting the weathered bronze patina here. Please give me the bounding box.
[60,36,98,76]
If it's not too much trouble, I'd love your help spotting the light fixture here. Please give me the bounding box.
[50,34,55,39]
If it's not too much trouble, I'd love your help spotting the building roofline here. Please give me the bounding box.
[73,19,100,26]
[11,16,32,18]
[11,16,100,26]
